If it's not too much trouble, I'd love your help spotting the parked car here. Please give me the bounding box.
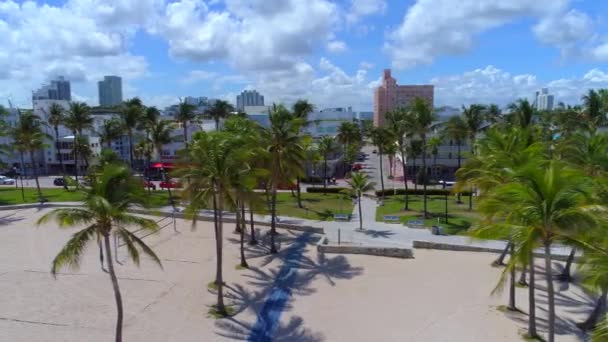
[439,180,456,187]
[53,177,66,186]
[352,163,363,171]
[143,180,156,190]
[160,179,182,189]
[0,175,15,185]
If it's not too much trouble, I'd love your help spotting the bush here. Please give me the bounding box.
[375,188,471,197]
[307,187,349,194]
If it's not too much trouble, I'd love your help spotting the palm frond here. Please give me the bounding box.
[51,224,98,276]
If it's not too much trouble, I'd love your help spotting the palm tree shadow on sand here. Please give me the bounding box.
[216,232,364,341]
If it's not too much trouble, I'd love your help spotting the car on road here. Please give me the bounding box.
[160,179,182,189]
[0,176,15,185]
[143,180,156,190]
[53,177,66,186]
[352,163,364,171]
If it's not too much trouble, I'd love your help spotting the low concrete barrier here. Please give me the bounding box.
[413,240,575,262]
[318,244,414,259]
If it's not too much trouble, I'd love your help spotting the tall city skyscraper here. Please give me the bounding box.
[32,76,71,101]
[236,90,264,110]
[98,76,123,107]
[373,69,434,127]
[535,88,555,111]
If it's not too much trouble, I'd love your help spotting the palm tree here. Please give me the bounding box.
[409,98,436,217]
[462,104,486,211]
[11,112,49,200]
[386,108,414,210]
[346,172,375,230]
[177,131,247,314]
[475,162,598,342]
[369,127,393,198]
[99,118,124,149]
[149,120,174,161]
[262,105,305,253]
[581,89,604,133]
[65,102,93,183]
[444,115,468,203]
[119,98,144,169]
[506,99,535,129]
[409,139,423,191]
[46,103,67,189]
[174,100,197,145]
[72,136,93,171]
[205,100,234,131]
[427,136,442,182]
[37,164,162,342]
[485,104,502,125]
[317,135,337,193]
[292,100,314,208]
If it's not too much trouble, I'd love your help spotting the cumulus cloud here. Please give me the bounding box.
[346,0,387,23]
[384,0,572,69]
[327,40,348,53]
[431,65,608,107]
[533,9,593,57]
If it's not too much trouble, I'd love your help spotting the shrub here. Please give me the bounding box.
[307,187,349,194]
[375,188,472,197]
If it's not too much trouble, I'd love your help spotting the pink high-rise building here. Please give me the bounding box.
[373,69,434,127]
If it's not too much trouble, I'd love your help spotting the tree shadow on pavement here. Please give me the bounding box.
[362,229,396,239]
[0,213,25,226]
[215,315,325,342]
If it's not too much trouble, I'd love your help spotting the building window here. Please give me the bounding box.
[448,152,452,159]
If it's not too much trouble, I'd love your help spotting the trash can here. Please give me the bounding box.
[431,226,442,235]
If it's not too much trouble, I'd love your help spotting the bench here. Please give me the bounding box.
[334,214,351,221]
[383,215,400,223]
[406,219,425,228]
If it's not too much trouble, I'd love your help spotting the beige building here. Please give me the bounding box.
[373,69,434,126]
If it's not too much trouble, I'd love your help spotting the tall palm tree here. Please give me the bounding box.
[177,131,247,314]
[65,102,93,183]
[409,98,436,217]
[11,112,49,200]
[46,103,67,189]
[444,115,468,203]
[369,127,393,198]
[462,104,486,211]
[506,99,535,129]
[174,100,197,145]
[409,139,423,191]
[205,100,234,131]
[99,118,124,149]
[37,164,162,342]
[72,136,92,171]
[292,100,314,208]
[581,89,604,133]
[262,105,305,253]
[317,135,337,193]
[386,108,414,210]
[475,162,597,342]
[427,136,442,182]
[149,120,174,161]
[346,172,375,230]
[119,98,144,169]
[485,104,502,125]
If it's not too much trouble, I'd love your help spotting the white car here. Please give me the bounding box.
[0,176,15,185]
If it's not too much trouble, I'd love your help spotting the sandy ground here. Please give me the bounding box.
[0,208,593,341]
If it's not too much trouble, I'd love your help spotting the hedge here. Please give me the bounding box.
[375,188,472,197]
[307,187,349,194]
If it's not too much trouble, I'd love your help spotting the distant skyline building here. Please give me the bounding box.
[373,69,434,127]
[535,88,554,111]
[236,90,264,111]
[32,76,71,101]
[98,76,123,107]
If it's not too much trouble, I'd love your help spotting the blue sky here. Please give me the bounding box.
[1,0,608,110]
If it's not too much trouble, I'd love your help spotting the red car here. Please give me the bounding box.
[352,163,363,171]
[143,180,156,190]
[160,179,182,189]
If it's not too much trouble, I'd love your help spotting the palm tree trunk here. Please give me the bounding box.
[508,243,516,310]
[234,199,242,234]
[183,123,188,146]
[128,131,134,170]
[55,127,68,190]
[29,151,43,200]
[215,118,220,131]
[323,156,328,194]
[358,194,363,230]
[544,241,556,342]
[468,187,473,210]
[401,149,409,210]
[493,241,512,266]
[212,188,220,285]
[215,187,226,314]
[528,250,538,338]
[73,132,79,185]
[18,151,25,201]
[558,248,576,282]
[296,177,303,208]
[249,201,257,245]
[98,235,108,273]
[412,158,417,191]
[270,179,278,254]
[379,148,385,199]
[239,201,248,268]
[422,136,428,218]
[103,233,124,342]
[578,286,608,330]
[456,143,462,203]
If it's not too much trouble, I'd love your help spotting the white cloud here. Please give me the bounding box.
[431,65,608,107]
[533,9,593,57]
[327,40,348,53]
[590,43,608,61]
[158,0,338,71]
[385,0,571,69]
[181,70,218,84]
[346,0,386,23]
[359,61,375,70]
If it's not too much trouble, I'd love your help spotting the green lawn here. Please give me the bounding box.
[273,192,353,221]
[0,187,175,208]
[375,194,479,235]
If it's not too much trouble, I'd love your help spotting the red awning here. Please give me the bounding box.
[150,162,175,169]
